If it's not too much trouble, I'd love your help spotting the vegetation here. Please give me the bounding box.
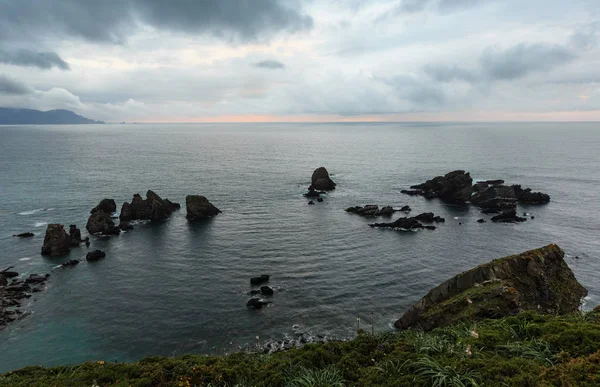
[1,310,599,386]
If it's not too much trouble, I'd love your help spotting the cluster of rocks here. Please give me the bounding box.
[401,170,550,223]
[1,267,50,330]
[345,205,411,217]
[247,275,274,309]
[369,212,445,231]
[41,224,88,257]
[120,190,181,223]
[258,331,335,354]
[395,244,587,330]
[304,167,336,205]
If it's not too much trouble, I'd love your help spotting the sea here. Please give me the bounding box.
[0,122,598,372]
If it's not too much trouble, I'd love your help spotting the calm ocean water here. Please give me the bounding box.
[0,122,598,372]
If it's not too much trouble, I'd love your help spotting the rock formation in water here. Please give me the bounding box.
[120,190,180,222]
[395,244,587,330]
[86,250,106,262]
[345,205,397,217]
[86,211,120,235]
[40,224,72,256]
[1,269,50,330]
[185,195,221,220]
[490,209,527,223]
[309,167,336,191]
[90,198,117,214]
[13,232,34,238]
[408,170,473,204]
[513,185,551,204]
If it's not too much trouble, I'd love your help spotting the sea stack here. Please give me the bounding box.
[395,244,587,330]
[119,190,180,222]
[185,195,221,220]
[309,167,336,191]
[41,224,72,256]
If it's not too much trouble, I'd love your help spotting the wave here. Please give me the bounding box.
[18,257,32,261]
[34,222,48,228]
[18,208,44,215]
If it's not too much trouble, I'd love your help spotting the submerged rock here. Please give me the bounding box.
[309,167,336,191]
[491,209,527,223]
[409,170,473,204]
[247,298,270,309]
[13,232,34,238]
[399,205,411,212]
[345,205,397,217]
[90,198,117,214]
[118,221,133,231]
[86,250,106,262]
[41,224,72,256]
[513,185,551,204]
[260,286,274,296]
[370,217,425,230]
[395,244,587,330]
[120,190,180,222]
[185,195,221,220]
[304,188,323,198]
[250,275,270,285]
[60,259,80,268]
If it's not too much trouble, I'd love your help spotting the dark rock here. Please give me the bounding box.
[395,244,587,330]
[0,275,6,287]
[399,205,411,212]
[316,197,324,202]
[424,225,436,230]
[481,208,501,214]
[120,190,180,221]
[1,271,18,279]
[249,289,261,296]
[86,211,120,235]
[409,170,473,204]
[118,221,133,231]
[60,259,80,268]
[247,298,270,309]
[477,179,505,185]
[250,275,270,285]
[90,199,117,214]
[415,212,434,222]
[185,195,221,220]
[470,184,518,210]
[531,216,535,220]
[260,286,274,296]
[491,209,527,223]
[5,283,30,292]
[433,216,445,222]
[401,189,425,196]
[513,185,550,204]
[309,167,336,191]
[308,200,315,205]
[477,218,486,223]
[13,232,34,238]
[86,250,106,262]
[345,205,397,217]
[25,274,47,284]
[304,188,323,198]
[370,217,425,230]
[41,224,72,256]
[69,224,83,246]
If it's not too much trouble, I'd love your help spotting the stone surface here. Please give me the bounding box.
[409,170,473,204]
[185,195,221,220]
[41,224,72,256]
[491,209,527,223]
[90,198,117,214]
[86,250,106,262]
[120,190,180,221]
[370,217,426,230]
[395,244,587,330]
[13,232,34,238]
[345,205,397,217]
[250,275,270,285]
[309,167,336,191]
[86,211,120,235]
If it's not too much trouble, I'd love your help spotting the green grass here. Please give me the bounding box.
[1,310,599,386]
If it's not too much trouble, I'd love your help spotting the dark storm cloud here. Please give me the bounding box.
[0,0,313,44]
[0,50,70,70]
[424,64,478,82]
[254,60,285,69]
[480,43,576,80]
[0,75,33,95]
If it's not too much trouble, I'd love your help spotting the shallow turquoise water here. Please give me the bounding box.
[0,122,598,372]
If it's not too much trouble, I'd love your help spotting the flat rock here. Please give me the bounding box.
[86,250,106,262]
[13,232,34,238]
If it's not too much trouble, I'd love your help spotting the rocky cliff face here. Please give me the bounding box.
[395,244,587,330]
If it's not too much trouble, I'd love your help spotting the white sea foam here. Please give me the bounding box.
[34,222,48,227]
[18,257,32,261]
[18,208,44,215]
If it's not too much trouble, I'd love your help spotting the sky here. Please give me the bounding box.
[0,0,599,123]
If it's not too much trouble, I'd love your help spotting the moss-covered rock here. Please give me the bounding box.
[395,244,587,330]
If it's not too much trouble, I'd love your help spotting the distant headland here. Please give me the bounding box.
[0,107,103,125]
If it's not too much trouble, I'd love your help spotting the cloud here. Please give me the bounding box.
[254,60,285,69]
[424,64,478,82]
[480,43,576,80]
[569,22,600,51]
[0,75,33,95]
[0,0,313,44]
[0,50,70,70]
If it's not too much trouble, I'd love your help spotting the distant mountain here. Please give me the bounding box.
[0,107,104,125]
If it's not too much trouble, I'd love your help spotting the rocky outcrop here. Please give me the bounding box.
[408,170,473,204]
[345,205,397,217]
[86,250,106,262]
[471,184,518,210]
[304,188,324,198]
[250,275,270,285]
[120,190,180,222]
[370,217,426,230]
[491,209,527,223]
[90,199,117,214]
[309,167,336,191]
[13,232,34,238]
[395,244,587,330]
[414,212,445,223]
[41,224,72,256]
[1,269,49,330]
[86,211,120,235]
[185,195,221,220]
[513,185,551,204]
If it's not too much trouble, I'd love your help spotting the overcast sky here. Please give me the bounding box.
[0,0,599,122]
